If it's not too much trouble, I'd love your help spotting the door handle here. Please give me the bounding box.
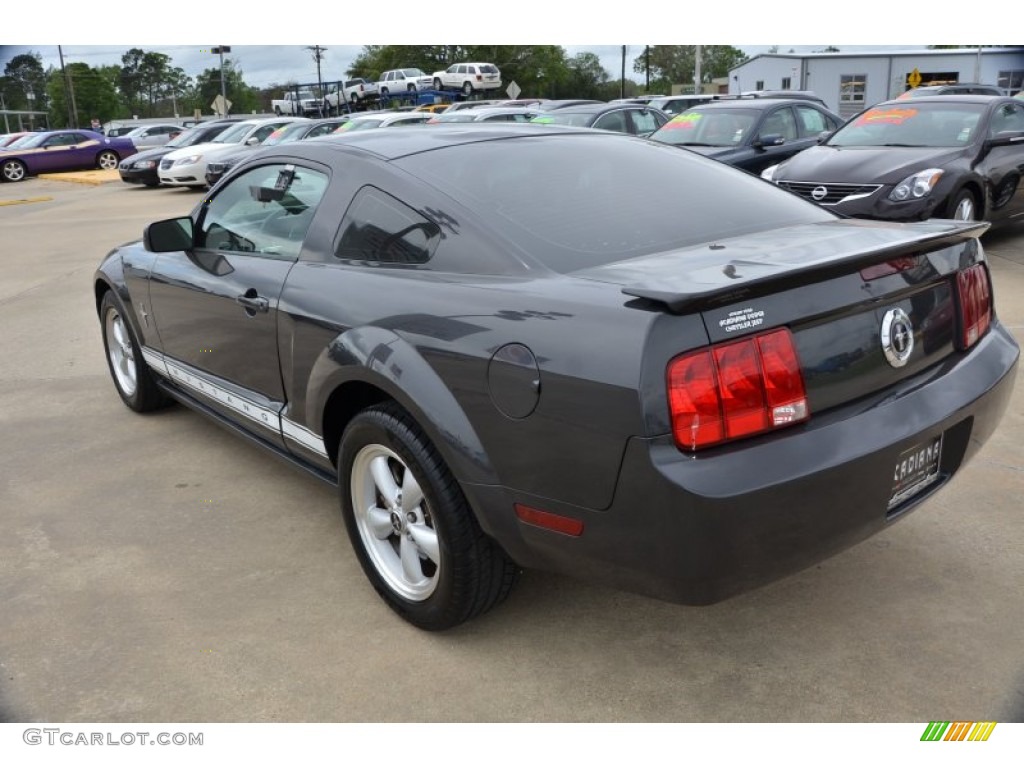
[236,292,269,313]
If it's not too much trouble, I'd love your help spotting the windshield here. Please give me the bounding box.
[262,123,308,146]
[213,122,257,143]
[9,133,51,149]
[531,112,594,128]
[434,113,477,123]
[651,109,757,147]
[828,103,985,147]
[166,123,229,148]
[402,69,427,77]
[5,134,40,149]
[336,119,384,132]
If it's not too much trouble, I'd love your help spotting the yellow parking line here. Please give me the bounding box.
[0,195,53,207]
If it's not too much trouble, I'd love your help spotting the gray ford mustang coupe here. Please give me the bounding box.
[94,126,1018,630]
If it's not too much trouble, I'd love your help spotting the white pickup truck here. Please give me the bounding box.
[272,90,322,116]
[324,78,380,113]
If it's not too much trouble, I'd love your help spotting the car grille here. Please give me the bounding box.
[777,181,882,205]
[160,159,174,170]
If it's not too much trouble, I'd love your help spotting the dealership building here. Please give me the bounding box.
[728,47,1024,117]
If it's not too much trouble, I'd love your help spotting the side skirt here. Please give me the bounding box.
[156,379,337,488]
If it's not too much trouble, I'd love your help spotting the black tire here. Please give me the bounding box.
[96,149,119,170]
[338,403,519,630]
[380,87,389,99]
[462,81,473,96]
[1,158,26,182]
[433,77,443,90]
[946,188,977,221]
[99,291,169,413]
[274,106,282,116]
[407,83,416,92]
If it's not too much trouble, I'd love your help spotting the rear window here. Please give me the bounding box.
[479,65,499,74]
[396,134,834,273]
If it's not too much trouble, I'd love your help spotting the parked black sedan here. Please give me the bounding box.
[94,126,1018,629]
[648,98,843,175]
[530,103,668,136]
[119,119,242,187]
[762,96,1024,225]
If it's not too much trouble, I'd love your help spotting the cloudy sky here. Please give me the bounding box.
[0,10,991,89]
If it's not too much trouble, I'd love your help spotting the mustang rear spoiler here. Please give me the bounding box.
[621,220,989,314]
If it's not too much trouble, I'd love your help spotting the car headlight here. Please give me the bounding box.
[889,168,944,202]
[133,160,156,169]
[173,154,202,167]
[761,164,780,183]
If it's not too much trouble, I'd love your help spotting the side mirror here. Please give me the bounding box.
[816,130,833,144]
[985,130,1024,147]
[753,133,785,149]
[245,136,260,146]
[144,216,194,252]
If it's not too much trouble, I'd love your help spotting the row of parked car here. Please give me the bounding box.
[3,88,1023,232]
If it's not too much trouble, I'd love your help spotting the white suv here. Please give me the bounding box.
[377,69,434,97]
[431,63,502,95]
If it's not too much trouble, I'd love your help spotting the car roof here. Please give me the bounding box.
[547,103,655,115]
[874,94,1007,106]
[274,124,605,161]
[685,98,832,110]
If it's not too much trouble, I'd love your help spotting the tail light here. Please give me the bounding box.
[956,263,991,348]
[476,74,483,81]
[667,328,809,451]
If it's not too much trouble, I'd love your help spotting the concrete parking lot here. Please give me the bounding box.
[1,175,1022,723]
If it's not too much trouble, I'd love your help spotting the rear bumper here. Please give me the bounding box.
[469,323,1018,604]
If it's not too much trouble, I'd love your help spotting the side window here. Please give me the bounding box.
[989,103,1024,136]
[795,106,830,137]
[334,186,441,266]
[593,111,628,133]
[198,164,329,259]
[252,125,279,143]
[306,123,336,138]
[630,110,662,135]
[44,133,75,147]
[761,108,798,140]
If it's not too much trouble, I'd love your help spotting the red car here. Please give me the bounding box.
[0,129,138,182]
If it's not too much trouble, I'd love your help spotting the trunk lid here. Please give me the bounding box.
[576,218,989,414]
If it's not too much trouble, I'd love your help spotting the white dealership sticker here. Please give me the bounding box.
[719,307,766,333]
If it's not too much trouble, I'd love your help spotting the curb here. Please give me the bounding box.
[37,169,121,186]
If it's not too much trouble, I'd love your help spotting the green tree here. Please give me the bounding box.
[119,48,147,116]
[192,58,258,115]
[564,52,609,100]
[3,52,48,111]
[636,46,747,90]
[47,62,122,128]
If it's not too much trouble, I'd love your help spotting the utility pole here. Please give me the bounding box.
[58,45,79,128]
[307,45,327,115]
[211,46,231,114]
[694,44,702,96]
[645,46,650,92]
[620,46,626,100]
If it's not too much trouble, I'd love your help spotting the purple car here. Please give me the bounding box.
[0,129,138,182]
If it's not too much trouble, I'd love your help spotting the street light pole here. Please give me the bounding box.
[211,46,231,115]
